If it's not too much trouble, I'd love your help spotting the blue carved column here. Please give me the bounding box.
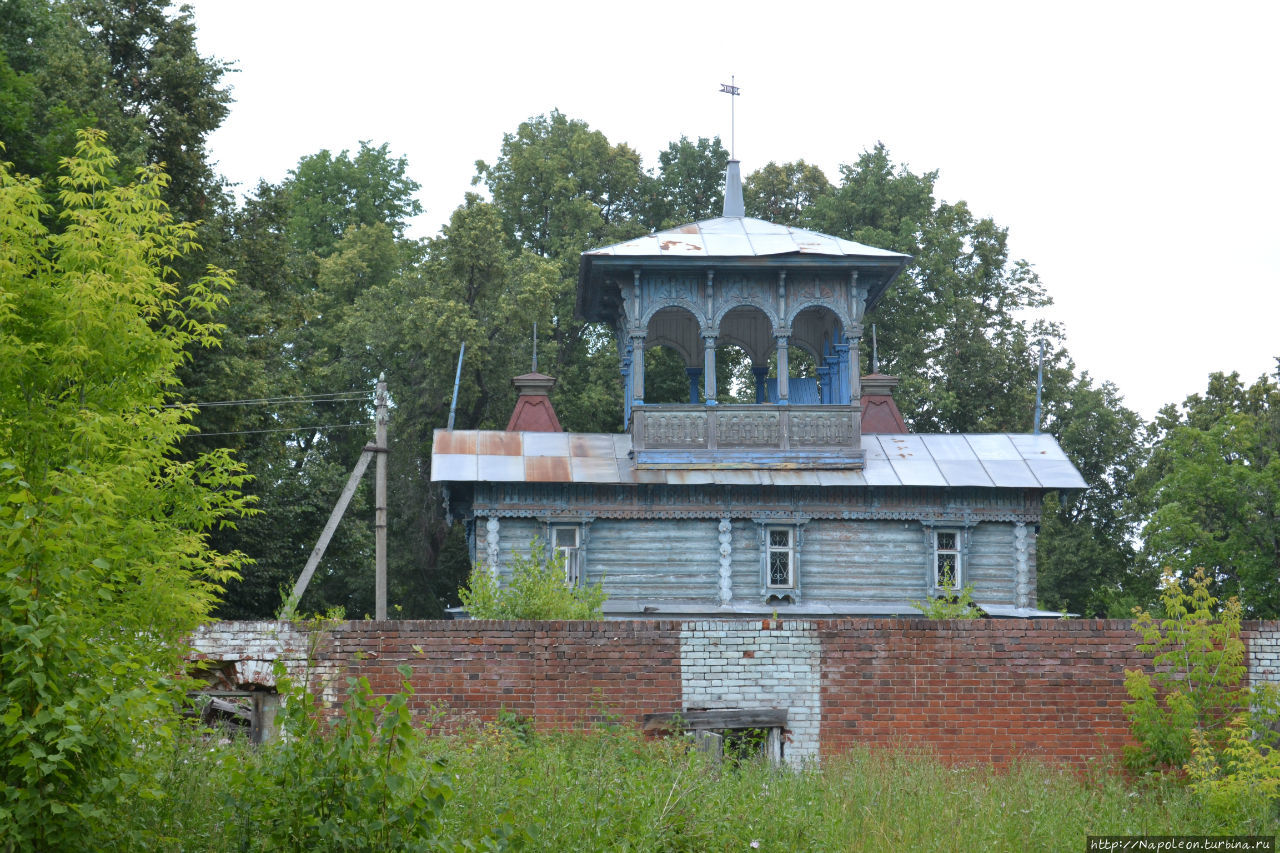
[702,333,718,404]
[629,331,647,409]
[686,367,703,404]
[752,365,769,403]
[843,325,863,405]
[620,340,633,426]
[833,338,851,405]
[775,332,790,404]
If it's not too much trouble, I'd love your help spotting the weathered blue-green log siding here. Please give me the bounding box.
[586,519,720,600]
[730,522,761,595]
[801,520,929,602]
[965,523,1018,605]
[475,515,1033,607]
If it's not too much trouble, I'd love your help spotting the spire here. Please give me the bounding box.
[723,160,745,218]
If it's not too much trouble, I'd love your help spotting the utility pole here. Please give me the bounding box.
[284,375,392,620]
[374,373,388,620]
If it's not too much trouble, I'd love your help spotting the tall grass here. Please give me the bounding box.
[439,722,1272,851]
[121,720,1276,850]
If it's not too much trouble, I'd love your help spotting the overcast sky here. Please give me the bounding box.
[187,0,1278,421]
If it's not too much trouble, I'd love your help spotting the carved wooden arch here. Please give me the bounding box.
[712,299,781,332]
[785,300,852,334]
[638,299,708,331]
[789,304,847,365]
[717,304,776,364]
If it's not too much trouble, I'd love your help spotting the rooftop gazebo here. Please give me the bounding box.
[576,162,909,468]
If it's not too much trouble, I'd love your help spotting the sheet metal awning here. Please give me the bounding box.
[431,430,1087,490]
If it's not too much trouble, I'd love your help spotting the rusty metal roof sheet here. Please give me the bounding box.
[431,429,1087,490]
[584,216,909,260]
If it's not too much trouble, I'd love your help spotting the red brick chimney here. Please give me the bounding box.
[860,373,908,433]
[506,372,562,432]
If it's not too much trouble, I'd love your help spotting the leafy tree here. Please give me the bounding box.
[188,145,425,619]
[0,0,231,222]
[744,159,833,225]
[1037,374,1149,616]
[1138,369,1280,617]
[338,194,562,612]
[0,131,251,846]
[650,135,728,227]
[475,110,649,265]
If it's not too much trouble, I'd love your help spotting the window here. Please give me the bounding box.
[766,527,794,589]
[933,529,962,591]
[552,525,580,586]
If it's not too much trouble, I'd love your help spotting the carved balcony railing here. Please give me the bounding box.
[631,404,863,469]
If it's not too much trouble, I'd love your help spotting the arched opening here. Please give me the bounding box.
[637,305,702,405]
[645,345,694,404]
[790,306,850,405]
[716,344,754,403]
[719,305,774,404]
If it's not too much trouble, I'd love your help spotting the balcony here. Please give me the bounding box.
[630,404,863,469]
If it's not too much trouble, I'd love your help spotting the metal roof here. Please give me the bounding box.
[583,216,910,261]
[431,429,1087,490]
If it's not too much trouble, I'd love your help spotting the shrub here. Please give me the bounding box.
[459,538,606,620]
[1123,567,1253,771]
[912,583,983,619]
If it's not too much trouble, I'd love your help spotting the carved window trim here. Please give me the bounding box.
[753,517,809,603]
[920,521,975,596]
[537,517,594,587]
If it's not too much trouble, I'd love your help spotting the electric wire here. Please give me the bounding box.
[166,391,371,409]
[184,422,370,438]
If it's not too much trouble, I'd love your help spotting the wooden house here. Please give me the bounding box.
[431,162,1084,617]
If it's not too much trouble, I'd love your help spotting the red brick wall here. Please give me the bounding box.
[306,620,684,731]
[191,618,1280,765]
[818,619,1145,765]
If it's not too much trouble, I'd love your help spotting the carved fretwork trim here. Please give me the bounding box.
[470,483,1042,524]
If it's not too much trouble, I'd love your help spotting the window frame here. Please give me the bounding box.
[921,522,973,597]
[753,517,808,602]
[551,524,581,586]
[932,528,962,592]
[765,526,795,590]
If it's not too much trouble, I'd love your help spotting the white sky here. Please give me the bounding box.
[187,0,1279,421]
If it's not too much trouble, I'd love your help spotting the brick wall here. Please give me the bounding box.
[189,618,1280,766]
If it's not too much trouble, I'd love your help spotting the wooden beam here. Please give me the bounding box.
[285,448,374,614]
[642,708,788,733]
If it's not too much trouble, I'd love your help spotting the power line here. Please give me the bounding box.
[166,392,371,409]
[185,422,371,438]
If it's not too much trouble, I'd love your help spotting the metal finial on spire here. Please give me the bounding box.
[532,322,538,374]
[719,76,740,159]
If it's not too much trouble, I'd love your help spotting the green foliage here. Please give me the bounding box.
[1186,709,1280,826]
[1122,568,1264,773]
[0,130,251,847]
[1037,374,1149,616]
[436,725,1242,848]
[744,159,833,225]
[1138,369,1280,617]
[230,664,464,851]
[459,539,606,620]
[912,584,983,619]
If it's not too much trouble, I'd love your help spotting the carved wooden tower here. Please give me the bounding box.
[577,161,909,469]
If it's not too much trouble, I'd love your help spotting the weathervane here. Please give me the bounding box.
[719,76,740,159]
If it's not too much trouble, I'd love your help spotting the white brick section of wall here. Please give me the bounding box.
[1248,628,1280,686]
[679,620,821,767]
[188,621,339,703]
